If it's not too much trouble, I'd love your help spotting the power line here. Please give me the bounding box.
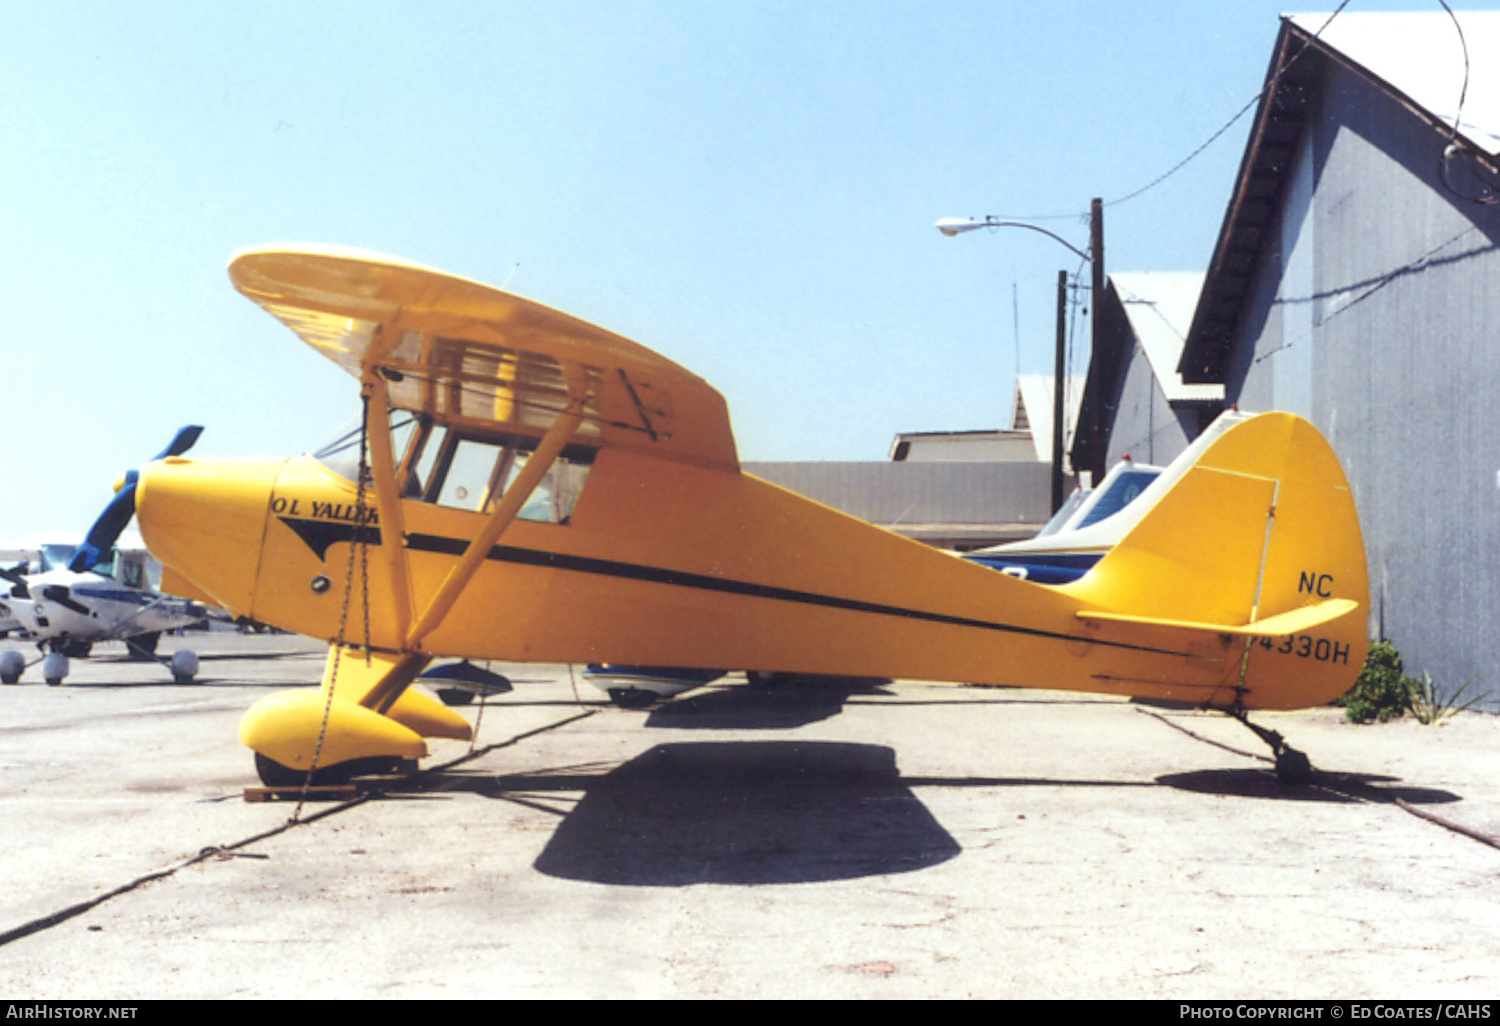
[1105,0,1354,210]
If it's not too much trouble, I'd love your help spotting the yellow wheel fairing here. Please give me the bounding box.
[318,646,472,741]
[239,690,427,771]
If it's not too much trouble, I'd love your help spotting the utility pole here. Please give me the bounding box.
[1052,270,1067,513]
[1085,197,1106,482]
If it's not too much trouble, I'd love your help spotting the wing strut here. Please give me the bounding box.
[362,370,415,641]
[405,391,588,654]
[351,389,587,717]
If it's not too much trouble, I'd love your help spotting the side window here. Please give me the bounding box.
[401,421,449,498]
[436,438,510,511]
[501,451,592,523]
[405,424,593,524]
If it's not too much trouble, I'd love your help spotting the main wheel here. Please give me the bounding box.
[608,687,657,709]
[170,650,199,684]
[254,752,354,788]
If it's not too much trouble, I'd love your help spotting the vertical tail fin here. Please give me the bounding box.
[1065,412,1369,710]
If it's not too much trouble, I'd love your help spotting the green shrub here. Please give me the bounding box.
[1339,639,1415,723]
[1409,671,1492,725]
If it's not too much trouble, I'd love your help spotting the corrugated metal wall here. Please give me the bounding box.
[1103,350,1199,467]
[1225,60,1500,710]
[744,460,1058,548]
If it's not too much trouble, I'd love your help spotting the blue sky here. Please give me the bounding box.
[0,0,1485,540]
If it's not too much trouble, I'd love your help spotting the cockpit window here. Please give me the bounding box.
[1032,490,1088,540]
[41,543,121,578]
[119,558,145,589]
[1075,469,1160,530]
[322,413,593,524]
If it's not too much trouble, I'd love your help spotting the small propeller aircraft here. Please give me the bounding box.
[0,428,210,686]
[0,538,208,685]
[128,245,1369,786]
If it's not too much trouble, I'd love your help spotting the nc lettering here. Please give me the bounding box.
[1298,570,1334,597]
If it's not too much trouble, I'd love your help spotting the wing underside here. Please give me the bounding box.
[229,245,738,471]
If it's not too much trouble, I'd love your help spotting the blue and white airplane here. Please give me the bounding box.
[0,427,210,686]
[0,537,207,685]
[963,410,1252,584]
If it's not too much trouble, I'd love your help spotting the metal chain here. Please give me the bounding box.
[293,391,373,821]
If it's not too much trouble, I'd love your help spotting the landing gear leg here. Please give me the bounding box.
[1231,708,1313,784]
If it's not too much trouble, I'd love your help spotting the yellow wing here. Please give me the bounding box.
[228,244,738,471]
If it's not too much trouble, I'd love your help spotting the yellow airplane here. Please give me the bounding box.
[123,245,1368,787]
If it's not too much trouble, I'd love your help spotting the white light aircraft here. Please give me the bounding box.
[0,428,210,686]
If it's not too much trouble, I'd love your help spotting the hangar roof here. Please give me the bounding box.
[1109,272,1222,405]
[1178,11,1500,384]
[1291,11,1500,155]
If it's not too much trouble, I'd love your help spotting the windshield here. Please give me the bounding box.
[1075,468,1160,530]
[314,411,594,524]
[313,410,422,483]
[41,543,118,577]
[1032,490,1088,540]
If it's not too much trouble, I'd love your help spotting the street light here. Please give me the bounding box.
[936,199,1105,511]
[934,217,1092,263]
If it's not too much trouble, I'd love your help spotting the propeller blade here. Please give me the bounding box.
[1,564,30,599]
[152,425,203,462]
[41,584,91,617]
[70,425,203,573]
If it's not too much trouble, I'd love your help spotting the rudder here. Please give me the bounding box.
[1063,412,1369,710]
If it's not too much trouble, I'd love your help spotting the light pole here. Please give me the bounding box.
[936,199,1104,511]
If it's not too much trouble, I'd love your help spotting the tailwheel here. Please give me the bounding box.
[1231,708,1313,785]
[1273,746,1312,785]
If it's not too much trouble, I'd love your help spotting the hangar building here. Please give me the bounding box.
[749,376,1082,551]
[1100,11,1500,710]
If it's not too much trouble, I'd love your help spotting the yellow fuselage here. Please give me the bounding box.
[136,418,1365,712]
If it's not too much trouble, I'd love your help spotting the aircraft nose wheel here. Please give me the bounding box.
[42,652,68,686]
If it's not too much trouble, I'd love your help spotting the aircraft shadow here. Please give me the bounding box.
[515,740,960,886]
[642,677,894,731]
[386,747,1466,887]
[1157,768,1461,805]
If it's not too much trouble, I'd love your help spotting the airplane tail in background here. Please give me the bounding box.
[1062,412,1369,711]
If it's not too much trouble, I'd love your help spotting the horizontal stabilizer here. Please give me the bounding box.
[1077,597,1358,638]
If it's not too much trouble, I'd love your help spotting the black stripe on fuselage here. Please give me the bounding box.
[400,531,1192,658]
[275,516,1194,658]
